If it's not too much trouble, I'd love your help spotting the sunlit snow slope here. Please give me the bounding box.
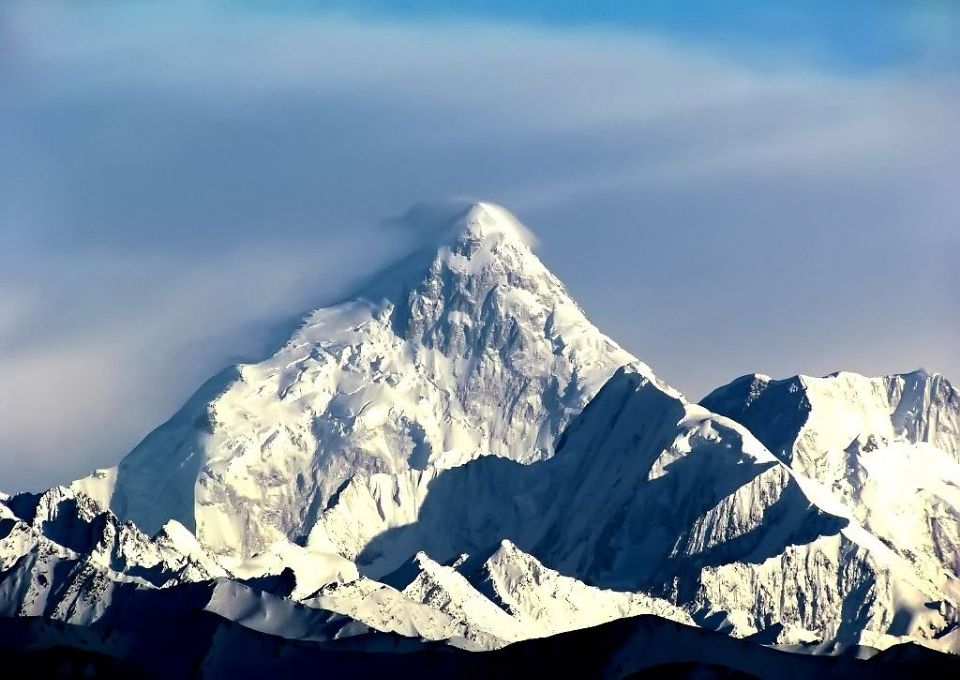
[703,371,960,607]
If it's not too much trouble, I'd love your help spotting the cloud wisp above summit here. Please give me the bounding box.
[388,199,538,249]
[0,1,957,490]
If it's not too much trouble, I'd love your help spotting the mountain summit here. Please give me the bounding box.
[74,202,637,560]
[389,199,538,249]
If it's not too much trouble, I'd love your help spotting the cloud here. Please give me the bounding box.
[0,2,957,490]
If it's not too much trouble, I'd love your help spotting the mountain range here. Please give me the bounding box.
[2,201,958,677]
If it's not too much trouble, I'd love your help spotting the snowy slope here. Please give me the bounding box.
[701,370,960,472]
[466,539,696,636]
[0,486,226,624]
[0,485,708,653]
[0,488,407,645]
[400,551,531,644]
[702,371,960,600]
[543,369,956,645]
[73,201,637,561]
[298,541,696,651]
[0,486,225,586]
[306,574,495,647]
[308,366,957,647]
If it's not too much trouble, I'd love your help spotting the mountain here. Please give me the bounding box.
[309,365,955,647]
[702,370,960,607]
[0,486,225,625]
[0,484,697,655]
[700,370,959,477]
[0,200,957,672]
[73,201,637,564]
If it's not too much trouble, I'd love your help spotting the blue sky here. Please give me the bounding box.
[300,0,960,70]
[1,1,958,490]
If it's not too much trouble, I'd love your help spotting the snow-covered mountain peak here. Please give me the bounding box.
[704,369,959,457]
[73,201,638,561]
[355,200,543,304]
[444,200,537,250]
[703,368,960,590]
[389,199,537,251]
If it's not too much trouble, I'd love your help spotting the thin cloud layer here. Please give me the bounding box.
[1,2,957,490]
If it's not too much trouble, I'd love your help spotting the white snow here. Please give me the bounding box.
[703,370,960,608]
[75,201,637,561]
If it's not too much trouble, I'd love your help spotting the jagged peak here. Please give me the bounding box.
[348,199,549,310]
[826,367,944,381]
[484,540,533,568]
[390,199,537,251]
[704,372,775,392]
[792,368,950,388]
[704,368,959,458]
[895,368,953,393]
[592,363,681,401]
[413,550,436,568]
[5,485,103,527]
[714,369,954,397]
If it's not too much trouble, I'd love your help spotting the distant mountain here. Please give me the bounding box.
[0,201,956,673]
